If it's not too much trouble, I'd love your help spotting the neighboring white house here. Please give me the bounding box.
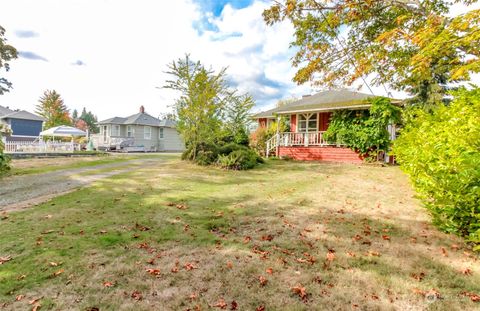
[92,106,184,152]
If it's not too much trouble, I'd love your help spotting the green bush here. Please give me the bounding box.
[217,148,262,170]
[182,141,262,170]
[324,97,401,158]
[394,87,480,249]
[182,142,219,166]
[0,127,10,176]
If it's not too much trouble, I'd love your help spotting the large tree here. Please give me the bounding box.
[36,90,72,129]
[164,55,255,159]
[263,0,480,106]
[0,26,17,95]
[79,107,99,134]
[164,55,230,159]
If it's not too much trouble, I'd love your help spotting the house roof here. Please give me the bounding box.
[252,107,278,119]
[98,111,176,128]
[252,89,397,117]
[0,105,44,121]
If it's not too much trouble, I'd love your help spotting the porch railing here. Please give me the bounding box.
[4,141,80,153]
[266,131,343,157]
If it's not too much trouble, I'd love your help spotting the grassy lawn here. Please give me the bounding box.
[8,153,178,176]
[0,157,479,310]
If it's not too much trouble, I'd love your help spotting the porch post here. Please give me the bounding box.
[275,114,280,157]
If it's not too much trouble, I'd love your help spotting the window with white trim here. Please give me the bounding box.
[111,125,120,136]
[144,126,151,140]
[159,127,164,139]
[298,113,318,132]
[127,125,134,138]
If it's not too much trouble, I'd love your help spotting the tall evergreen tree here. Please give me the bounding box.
[35,90,72,129]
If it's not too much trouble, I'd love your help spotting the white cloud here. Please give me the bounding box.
[0,1,478,120]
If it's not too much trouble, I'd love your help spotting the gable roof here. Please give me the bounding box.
[252,89,398,118]
[98,111,175,128]
[0,105,44,121]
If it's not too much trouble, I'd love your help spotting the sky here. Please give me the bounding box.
[0,0,478,120]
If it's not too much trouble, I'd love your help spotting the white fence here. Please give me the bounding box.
[4,141,81,153]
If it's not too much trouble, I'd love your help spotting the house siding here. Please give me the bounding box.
[9,118,43,137]
[160,127,184,151]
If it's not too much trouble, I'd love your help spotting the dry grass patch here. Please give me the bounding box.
[0,158,479,310]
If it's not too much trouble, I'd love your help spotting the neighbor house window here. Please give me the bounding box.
[159,128,164,139]
[297,113,318,132]
[111,125,120,136]
[127,125,134,138]
[144,126,151,139]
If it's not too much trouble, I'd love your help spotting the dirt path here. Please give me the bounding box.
[0,157,164,212]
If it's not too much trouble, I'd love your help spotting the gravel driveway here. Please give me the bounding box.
[0,157,163,212]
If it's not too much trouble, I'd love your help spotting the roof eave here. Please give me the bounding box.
[276,104,372,115]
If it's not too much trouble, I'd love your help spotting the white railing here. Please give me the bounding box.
[4,141,80,153]
[90,135,134,149]
[266,131,343,157]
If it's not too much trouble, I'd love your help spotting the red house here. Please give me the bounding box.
[253,89,399,163]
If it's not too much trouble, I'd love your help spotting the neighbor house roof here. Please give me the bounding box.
[252,89,399,117]
[98,111,175,128]
[0,105,44,121]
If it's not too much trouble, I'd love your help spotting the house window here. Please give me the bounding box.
[297,113,318,132]
[159,127,164,139]
[144,126,151,140]
[111,125,120,136]
[127,126,134,138]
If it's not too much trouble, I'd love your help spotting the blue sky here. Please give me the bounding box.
[1,1,477,120]
[0,0,314,119]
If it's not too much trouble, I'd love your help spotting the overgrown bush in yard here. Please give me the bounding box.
[0,124,11,175]
[324,97,402,160]
[394,87,480,249]
[182,142,263,169]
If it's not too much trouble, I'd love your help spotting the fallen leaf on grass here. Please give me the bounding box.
[461,268,473,276]
[266,268,273,274]
[367,250,381,257]
[176,204,188,210]
[49,262,60,267]
[52,269,64,277]
[171,261,179,273]
[461,291,480,302]
[99,230,107,234]
[226,261,233,269]
[189,293,198,301]
[146,268,161,276]
[382,235,390,241]
[346,252,356,257]
[261,235,274,241]
[326,250,335,262]
[230,300,238,310]
[243,236,251,244]
[131,290,143,300]
[0,255,12,265]
[441,247,448,257]
[213,298,227,309]
[103,281,115,287]
[258,276,268,286]
[184,263,197,271]
[256,306,265,311]
[15,295,25,301]
[32,305,41,311]
[291,285,308,301]
[411,272,426,281]
[28,297,42,305]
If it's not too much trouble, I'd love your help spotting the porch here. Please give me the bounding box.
[266,131,363,163]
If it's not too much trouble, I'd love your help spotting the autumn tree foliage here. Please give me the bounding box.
[0,26,17,95]
[263,0,480,107]
[35,90,72,129]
